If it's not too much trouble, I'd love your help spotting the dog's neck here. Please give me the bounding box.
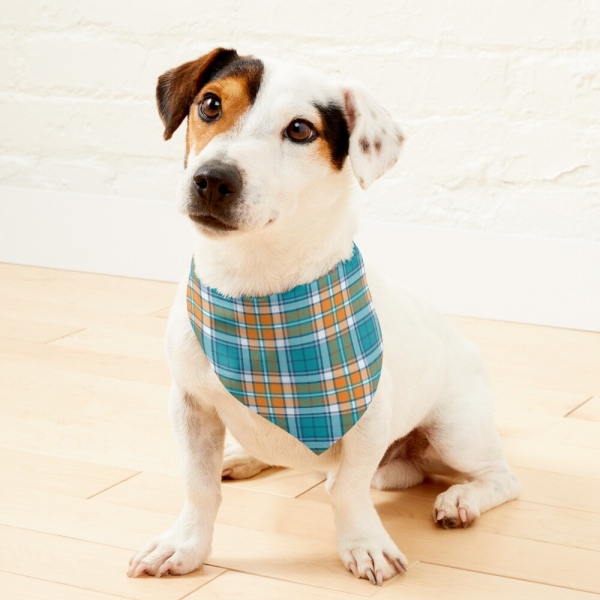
[191,188,357,298]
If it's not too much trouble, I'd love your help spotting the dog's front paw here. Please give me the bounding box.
[127,527,210,578]
[221,441,269,480]
[338,536,407,585]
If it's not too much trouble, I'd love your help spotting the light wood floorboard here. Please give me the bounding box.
[1,263,599,599]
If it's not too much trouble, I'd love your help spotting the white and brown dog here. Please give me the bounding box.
[128,48,520,585]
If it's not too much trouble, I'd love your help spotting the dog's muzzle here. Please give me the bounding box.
[188,160,243,231]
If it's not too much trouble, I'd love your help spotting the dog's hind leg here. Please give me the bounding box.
[221,439,270,479]
[370,428,428,490]
[429,388,520,528]
[371,459,424,490]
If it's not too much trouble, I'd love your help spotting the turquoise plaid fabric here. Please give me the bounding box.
[187,244,383,454]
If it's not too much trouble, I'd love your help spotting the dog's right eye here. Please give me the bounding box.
[284,119,316,143]
[199,94,222,122]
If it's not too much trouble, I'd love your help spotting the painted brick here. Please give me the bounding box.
[507,55,600,125]
[1,0,599,242]
[20,35,151,95]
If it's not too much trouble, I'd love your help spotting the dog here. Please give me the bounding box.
[127,47,520,585]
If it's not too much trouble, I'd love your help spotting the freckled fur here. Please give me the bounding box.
[359,137,371,154]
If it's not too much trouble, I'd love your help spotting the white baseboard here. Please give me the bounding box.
[1,185,599,332]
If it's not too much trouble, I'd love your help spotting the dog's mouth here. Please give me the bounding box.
[188,213,237,231]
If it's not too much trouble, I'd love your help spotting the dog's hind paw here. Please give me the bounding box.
[221,441,270,480]
[433,483,480,529]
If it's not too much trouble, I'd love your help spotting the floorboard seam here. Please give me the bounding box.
[563,396,594,417]
[1,523,139,552]
[43,327,87,344]
[294,477,328,499]
[418,560,599,595]
[0,568,132,599]
[178,568,229,599]
[201,563,377,597]
[87,471,143,500]
[514,465,600,482]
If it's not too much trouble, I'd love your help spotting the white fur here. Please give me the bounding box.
[129,54,520,584]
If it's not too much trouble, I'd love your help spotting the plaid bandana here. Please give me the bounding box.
[187,245,383,454]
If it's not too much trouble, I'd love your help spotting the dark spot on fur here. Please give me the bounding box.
[374,139,382,154]
[359,137,371,154]
[314,101,350,170]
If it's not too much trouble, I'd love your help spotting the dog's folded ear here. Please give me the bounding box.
[156,48,239,140]
[341,83,404,190]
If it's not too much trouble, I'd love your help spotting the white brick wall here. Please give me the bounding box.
[1,0,599,241]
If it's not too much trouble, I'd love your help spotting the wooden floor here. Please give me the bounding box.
[1,262,599,600]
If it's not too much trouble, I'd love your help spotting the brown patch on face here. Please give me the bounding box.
[313,102,350,170]
[314,136,333,167]
[374,138,382,154]
[378,427,430,468]
[156,49,263,160]
[359,136,371,154]
[187,75,254,155]
[156,48,239,140]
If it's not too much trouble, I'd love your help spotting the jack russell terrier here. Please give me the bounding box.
[128,47,520,585]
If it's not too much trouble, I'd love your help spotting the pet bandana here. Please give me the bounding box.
[187,245,383,454]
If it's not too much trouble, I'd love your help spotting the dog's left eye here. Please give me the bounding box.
[284,119,315,143]
[199,94,222,121]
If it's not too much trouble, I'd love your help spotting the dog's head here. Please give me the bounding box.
[157,48,404,236]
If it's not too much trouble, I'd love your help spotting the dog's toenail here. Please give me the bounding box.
[395,558,406,574]
[459,507,468,523]
[436,510,446,521]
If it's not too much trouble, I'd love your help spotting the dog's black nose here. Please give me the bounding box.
[193,161,242,207]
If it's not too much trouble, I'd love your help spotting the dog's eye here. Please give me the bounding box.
[199,94,222,121]
[284,119,315,143]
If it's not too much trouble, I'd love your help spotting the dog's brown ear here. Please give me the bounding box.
[156,48,239,140]
[341,82,404,189]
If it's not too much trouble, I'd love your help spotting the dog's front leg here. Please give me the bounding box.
[128,383,224,577]
[328,414,408,585]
